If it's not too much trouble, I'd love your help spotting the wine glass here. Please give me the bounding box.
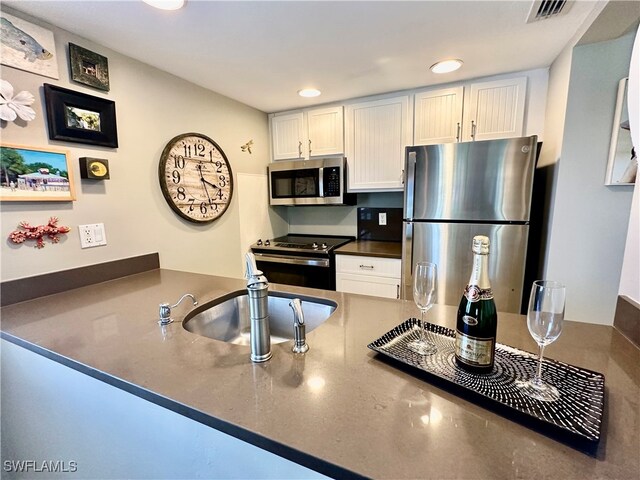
[516,280,565,402]
[407,261,438,355]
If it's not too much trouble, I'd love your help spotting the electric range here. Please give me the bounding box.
[250,234,354,290]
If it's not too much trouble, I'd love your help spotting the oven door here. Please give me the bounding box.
[252,252,335,291]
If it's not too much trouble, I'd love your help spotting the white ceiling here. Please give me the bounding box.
[4,0,603,113]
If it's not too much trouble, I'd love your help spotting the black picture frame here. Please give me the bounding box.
[44,84,118,148]
[69,43,110,91]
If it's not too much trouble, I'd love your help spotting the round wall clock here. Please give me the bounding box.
[158,133,234,224]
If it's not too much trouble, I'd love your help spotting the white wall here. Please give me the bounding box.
[237,173,288,255]
[545,31,636,324]
[1,340,327,479]
[0,7,273,282]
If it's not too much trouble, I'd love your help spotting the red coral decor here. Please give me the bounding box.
[8,217,70,249]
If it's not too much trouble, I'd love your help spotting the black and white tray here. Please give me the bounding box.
[367,319,605,452]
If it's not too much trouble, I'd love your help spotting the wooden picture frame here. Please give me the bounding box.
[69,43,110,91]
[0,143,76,202]
[43,83,118,148]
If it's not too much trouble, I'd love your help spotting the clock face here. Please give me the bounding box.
[158,133,233,223]
[89,161,108,177]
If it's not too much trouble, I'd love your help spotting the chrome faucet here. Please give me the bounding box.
[158,293,197,325]
[289,298,309,354]
[245,252,272,362]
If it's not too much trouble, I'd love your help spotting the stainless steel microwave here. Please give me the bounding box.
[268,158,356,206]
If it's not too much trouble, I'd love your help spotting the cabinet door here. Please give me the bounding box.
[414,87,464,145]
[463,77,527,141]
[271,112,306,160]
[345,96,411,191]
[307,106,344,157]
[336,273,400,299]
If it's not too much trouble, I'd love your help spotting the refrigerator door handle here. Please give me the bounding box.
[404,151,417,220]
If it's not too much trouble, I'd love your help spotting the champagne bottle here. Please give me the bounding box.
[455,235,497,373]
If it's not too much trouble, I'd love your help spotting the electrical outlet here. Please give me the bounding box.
[378,213,387,226]
[78,223,107,249]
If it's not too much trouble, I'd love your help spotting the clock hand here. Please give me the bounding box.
[200,178,214,206]
[196,163,221,190]
[202,178,221,190]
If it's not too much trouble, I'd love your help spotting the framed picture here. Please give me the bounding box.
[44,83,118,148]
[69,43,110,91]
[605,77,637,186]
[0,143,76,202]
[0,12,59,79]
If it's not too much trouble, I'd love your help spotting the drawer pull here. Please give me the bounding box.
[359,264,375,269]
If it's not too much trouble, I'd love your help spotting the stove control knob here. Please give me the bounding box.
[321,242,328,249]
[312,242,319,249]
[256,239,263,246]
[265,239,271,246]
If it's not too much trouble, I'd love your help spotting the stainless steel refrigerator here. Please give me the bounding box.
[402,136,538,313]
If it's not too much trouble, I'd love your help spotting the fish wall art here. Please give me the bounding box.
[1,12,58,79]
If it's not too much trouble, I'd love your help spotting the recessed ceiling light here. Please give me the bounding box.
[142,0,185,10]
[298,88,321,98]
[430,59,463,74]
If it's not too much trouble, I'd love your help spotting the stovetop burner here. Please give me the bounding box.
[252,234,354,254]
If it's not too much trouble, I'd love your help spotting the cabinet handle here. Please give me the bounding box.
[396,284,400,299]
[308,139,312,156]
[298,141,303,158]
[359,264,375,270]
[471,121,477,140]
[456,122,461,142]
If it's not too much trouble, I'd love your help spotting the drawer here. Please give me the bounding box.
[336,273,401,299]
[335,254,401,278]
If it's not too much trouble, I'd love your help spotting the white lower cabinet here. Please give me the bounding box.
[335,255,401,299]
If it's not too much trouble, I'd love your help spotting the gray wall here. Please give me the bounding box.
[545,31,636,324]
[0,7,278,282]
[1,340,327,479]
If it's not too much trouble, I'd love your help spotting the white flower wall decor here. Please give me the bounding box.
[0,79,36,122]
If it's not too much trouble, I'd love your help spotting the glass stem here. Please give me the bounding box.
[534,344,546,384]
[420,310,425,343]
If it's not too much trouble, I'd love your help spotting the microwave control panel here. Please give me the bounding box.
[323,167,341,197]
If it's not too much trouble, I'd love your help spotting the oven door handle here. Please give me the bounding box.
[253,253,330,268]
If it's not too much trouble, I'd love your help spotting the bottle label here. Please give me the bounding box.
[463,285,494,302]
[455,331,495,367]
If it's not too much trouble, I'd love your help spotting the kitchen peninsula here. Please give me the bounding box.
[1,263,638,479]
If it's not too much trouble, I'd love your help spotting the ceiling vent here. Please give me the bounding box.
[526,0,573,23]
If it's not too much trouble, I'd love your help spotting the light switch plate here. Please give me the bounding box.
[79,223,107,248]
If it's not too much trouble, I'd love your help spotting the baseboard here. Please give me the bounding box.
[613,295,640,348]
[1,253,160,307]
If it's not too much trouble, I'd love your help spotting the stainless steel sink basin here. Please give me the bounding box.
[183,290,336,345]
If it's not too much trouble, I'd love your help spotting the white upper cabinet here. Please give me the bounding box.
[414,86,464,145]
[345,95,411,192]
[271,111,306,160]
[413,77,528,145]
[462,77,527,141]
[270,106,344,161]
[307,106,344,157]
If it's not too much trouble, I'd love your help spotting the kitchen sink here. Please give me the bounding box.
[183,290,337,345]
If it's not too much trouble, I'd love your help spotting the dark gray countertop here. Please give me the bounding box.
[335,240,402,259]
[1,269,638,479]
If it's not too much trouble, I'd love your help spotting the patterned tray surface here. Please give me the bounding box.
[368,319,604,443]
